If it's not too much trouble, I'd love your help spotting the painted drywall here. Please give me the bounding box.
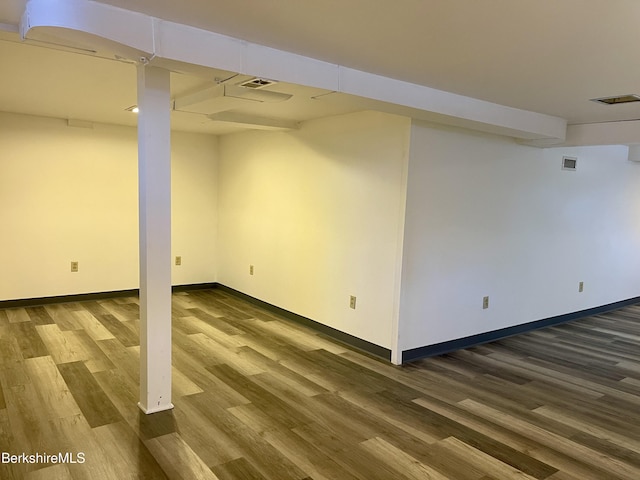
[0,111,217,300]
[399,120,640,351]
[170,131,218,286]
[217,111,410,349]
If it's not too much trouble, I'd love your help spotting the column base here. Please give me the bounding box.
[138,402,175,415]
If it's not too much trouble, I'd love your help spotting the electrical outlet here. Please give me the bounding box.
[482,296,489,309]
[71,261,79,273]
[579,281,584,292]
[249,265,254,275]
[349,295,357,309]
[175,256,182,266]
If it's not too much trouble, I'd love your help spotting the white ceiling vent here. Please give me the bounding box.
[238,78,277,89]
[562,156,577,171]
[590,94,640,105]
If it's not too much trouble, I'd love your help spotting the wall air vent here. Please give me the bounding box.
[562,156,577,171]
[590,94,640,105]
[238,78,277,89]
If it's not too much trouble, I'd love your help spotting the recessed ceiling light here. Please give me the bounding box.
[125,105,139,113]
[590,94,640,105]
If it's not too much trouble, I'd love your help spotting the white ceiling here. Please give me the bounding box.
[2,0,640,133]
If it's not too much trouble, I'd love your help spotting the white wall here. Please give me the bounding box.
[217,111,410,349]
[171,131,218,286]
[0,112,217,300]
[399,120,640,351]
[8,108,639,360]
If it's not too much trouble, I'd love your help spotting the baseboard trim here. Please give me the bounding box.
[214,284,392,361]
[401,296,640,363]
[0,283,217,308]
[0,282,391,360]
[173,282,218,293]
[0,289,140,308]
[7,284,631,365]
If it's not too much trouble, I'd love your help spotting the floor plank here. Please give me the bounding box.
[144,433,221,480]
[0,290,639,479]
[92,421,168,479]
[9,322,49,359]
[56,361,123,428]
[34,324,89,365]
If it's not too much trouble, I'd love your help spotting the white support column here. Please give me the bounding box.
[137,64,173,414]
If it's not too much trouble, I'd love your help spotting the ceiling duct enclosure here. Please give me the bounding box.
[208,111,299,131]
[174,80,292,115]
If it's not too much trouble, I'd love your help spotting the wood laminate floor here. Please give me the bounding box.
[0,289,639,479]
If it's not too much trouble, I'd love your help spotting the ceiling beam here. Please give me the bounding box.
[21,0,566,142]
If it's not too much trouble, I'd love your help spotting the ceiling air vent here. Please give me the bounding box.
[562,156,577,171]
[590,94,640,105]
[238,78,277,89]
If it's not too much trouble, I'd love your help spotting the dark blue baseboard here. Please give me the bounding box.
[173,282,218,292]
[0,283,217,309]
[215,284,392,361]
[401,296,640,363]
[5,284,634,365]
[0,282,391,361]
[0,289,140,308]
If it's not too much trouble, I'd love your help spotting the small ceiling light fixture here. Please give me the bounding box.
[125,105,139,113]
[590,94,640,105]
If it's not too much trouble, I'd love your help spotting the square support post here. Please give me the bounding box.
[137,64,173,414]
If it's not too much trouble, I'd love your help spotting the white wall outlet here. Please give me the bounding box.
[579,281,584,292]
[175,256,182,266]
[350,295,357,309]
[249,265,254,275]
[71,261,79,272]
[482,296,489,309]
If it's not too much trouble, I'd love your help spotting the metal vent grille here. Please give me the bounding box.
[238,78,276,89]
[591,94,640,105]
[562,156,577,171]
